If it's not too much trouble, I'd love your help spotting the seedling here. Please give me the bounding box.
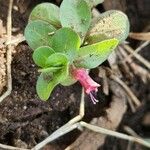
[24,0,129,103]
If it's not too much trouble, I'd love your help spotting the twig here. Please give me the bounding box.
[126,94,136,113]
[110,74,141,107]
[135,41,150,53]
[0,0,13,102]
[129,32,150,41]
[80,121,150,148]
[116,49,134,79]
[123,44,150,70]
[118,46,150,83]
[0,143,29,150]
[124,126,141,138]
[122,41,150,63]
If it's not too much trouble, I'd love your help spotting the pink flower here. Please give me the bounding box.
[72,68,100,104]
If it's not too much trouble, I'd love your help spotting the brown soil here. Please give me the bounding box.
[0,0,150,150]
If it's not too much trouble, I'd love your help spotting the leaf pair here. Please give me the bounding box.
[25,0,94,44]
[25,4,129,51]
[33,46,69,100]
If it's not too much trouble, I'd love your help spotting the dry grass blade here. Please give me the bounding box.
[124,126,141,138]
[123,44,150,70]
[68,88,85,125]
[110,74,141,107]
[129,32,150,41]
[32,123,79,150]
[135,41,150,53]
[0,0,13,102]
[0,143,29,150]
[122,41,150,62]
[118,46,150,83]
[80,121,150,148]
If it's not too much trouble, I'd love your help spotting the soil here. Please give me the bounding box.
[0,0,150,150]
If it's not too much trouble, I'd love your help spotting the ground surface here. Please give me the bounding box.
[0,0,149,150]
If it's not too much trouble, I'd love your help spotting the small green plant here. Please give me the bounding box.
[24,0,129,104]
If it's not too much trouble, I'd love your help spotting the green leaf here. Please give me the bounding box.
[38,66,62,73]
[75,39,119,69]
[52,27,81,60]
[36,72,58,100]
[33,46,55,67]
[84,0,104,8]
[36,72,55,100]
[29,3,61,28]
[60,0,91,38]
[36,60,69,100]
[24,20,56,50]
[86,10,130,44]
[46,53,69,68]
[36,65,68,100]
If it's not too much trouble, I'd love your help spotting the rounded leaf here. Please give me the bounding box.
[46,53,69,68]
[36,73,54,100]
[75,39,119,69]
[33,46,55,67]
[24,20,56,50]
[52,27,81,60]
[60,0,91,38]
[36,63,69,100]
[29,3,61,28]
[86,10,130,44]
